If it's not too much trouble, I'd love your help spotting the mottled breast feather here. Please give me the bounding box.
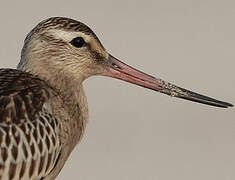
[0,69,61,180]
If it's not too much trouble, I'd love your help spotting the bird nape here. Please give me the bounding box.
[0,17,232,180]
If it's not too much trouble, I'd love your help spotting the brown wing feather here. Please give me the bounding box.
[0,69,51,124]
[0,69,61,179]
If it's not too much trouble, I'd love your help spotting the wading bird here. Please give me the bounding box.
[0,17,232,179]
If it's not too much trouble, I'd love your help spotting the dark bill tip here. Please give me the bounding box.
[175,87,233,108]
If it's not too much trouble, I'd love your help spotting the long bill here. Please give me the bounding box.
[102,54,233,108]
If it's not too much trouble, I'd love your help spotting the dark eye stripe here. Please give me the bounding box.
[70,37,85,48]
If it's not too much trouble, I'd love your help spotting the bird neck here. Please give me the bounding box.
[18,59,89,133]
[46,71,89,147]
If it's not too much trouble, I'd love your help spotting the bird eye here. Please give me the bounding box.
[70,37,86,48]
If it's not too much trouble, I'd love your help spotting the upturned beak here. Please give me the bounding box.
[102,54,233,108]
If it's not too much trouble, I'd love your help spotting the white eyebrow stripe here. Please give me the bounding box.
[47,29,92,42]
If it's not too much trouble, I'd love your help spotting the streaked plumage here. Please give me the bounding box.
[0,17,232,179]
[0,69,60,179]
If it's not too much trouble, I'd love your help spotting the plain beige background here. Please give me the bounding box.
[0,0,234,179]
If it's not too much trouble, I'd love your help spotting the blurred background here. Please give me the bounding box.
[0,0,234,179]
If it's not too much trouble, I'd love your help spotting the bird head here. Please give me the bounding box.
[18,17,110,81]
[18,17,233,108]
